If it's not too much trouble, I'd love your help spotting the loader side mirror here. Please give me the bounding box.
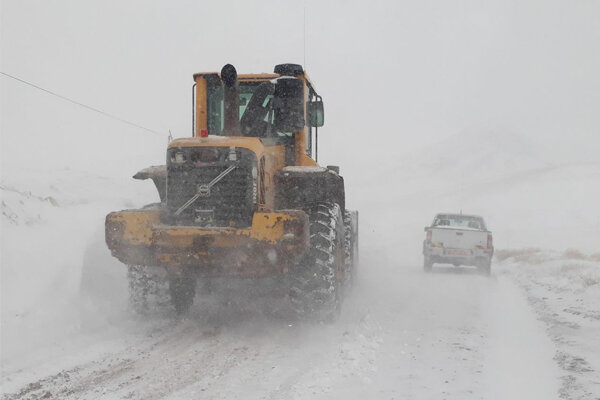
[424,226,429,231]
[307,100,324,127]
[274,77,305,132]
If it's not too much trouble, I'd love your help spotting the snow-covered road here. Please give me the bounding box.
[5,246,590,400]
[2,156,599,399]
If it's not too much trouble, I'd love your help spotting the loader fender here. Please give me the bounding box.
[274,166,345,213]
[133,165,166,202]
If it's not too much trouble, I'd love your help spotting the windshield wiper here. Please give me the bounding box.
[174,164,236,216]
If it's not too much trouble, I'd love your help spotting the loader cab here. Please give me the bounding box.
[192,64,324,164]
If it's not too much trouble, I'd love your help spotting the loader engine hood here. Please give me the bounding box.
[165,137,264,228]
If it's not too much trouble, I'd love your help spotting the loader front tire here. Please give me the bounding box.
[343,210,359,288]
[289,202,345,322]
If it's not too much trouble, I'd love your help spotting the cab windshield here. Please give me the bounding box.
[207,81,292,138]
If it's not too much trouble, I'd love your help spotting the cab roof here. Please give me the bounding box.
[192,72,280,81]
[192,72,318,93]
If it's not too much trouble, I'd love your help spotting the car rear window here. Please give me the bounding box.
[433,215,485,230]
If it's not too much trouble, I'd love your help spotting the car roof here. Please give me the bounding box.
[435,213,484,219]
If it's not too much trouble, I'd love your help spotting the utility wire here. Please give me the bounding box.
[1,71,165,137]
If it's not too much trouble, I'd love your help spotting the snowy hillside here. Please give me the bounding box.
[355,128,600,258]
[496,249,600,399]
[0,167,157,366]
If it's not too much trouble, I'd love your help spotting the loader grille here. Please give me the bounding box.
[165,147,257,227]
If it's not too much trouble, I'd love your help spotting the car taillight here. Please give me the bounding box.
[426,230,432,242]
[487,234,493,248]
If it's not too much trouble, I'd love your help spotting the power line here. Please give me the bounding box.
[0,71,165,137]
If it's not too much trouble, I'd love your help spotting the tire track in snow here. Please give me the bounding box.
[2,249,567,400]
[481,276,561,400]
[1,305,382,400]
[497,256,600,400]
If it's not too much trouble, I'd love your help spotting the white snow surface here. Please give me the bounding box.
[282,166,328,173]
[1,131,599,399]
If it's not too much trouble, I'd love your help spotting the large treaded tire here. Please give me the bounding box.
[289,202,345,321]
[169,268,196,315]
[343,210,359,288]
[127,265,171,315]
[127,265,196,315]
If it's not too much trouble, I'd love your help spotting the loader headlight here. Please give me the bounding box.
[252,166,258,205]
[170,151,185,164]
[228,146,237,161]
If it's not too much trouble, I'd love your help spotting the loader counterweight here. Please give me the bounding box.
[106,208,309,277]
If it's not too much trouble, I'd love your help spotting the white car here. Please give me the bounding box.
[423,213,493,274]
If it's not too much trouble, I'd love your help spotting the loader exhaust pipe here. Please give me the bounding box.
[221,64,240,136]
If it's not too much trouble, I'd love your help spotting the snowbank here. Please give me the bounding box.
[496,248,600,399]
[0,166,158,371]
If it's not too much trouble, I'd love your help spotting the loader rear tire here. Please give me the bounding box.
[169,268,196,315]
[289,202,345,322]
[127,265,170,315]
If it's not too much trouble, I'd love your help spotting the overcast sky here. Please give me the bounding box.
[2,0,599,179]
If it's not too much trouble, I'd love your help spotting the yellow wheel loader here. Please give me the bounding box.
[105,64,359,319]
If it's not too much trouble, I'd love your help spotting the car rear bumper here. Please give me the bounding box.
[423,243,493,266]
